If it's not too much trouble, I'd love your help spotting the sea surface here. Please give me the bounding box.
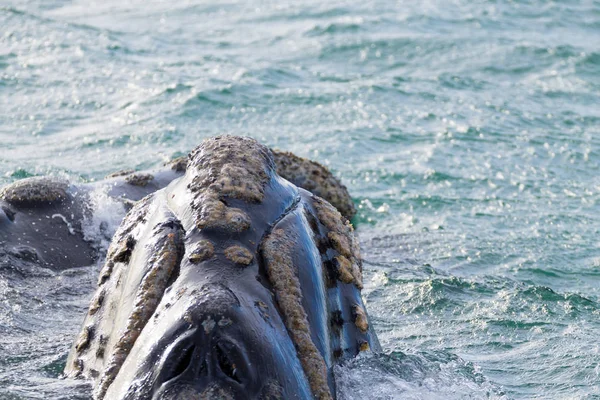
[2,0,600,399]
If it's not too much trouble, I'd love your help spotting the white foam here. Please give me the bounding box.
[51,214,76,235]
[335,352,507,400]
[81,186,127,254]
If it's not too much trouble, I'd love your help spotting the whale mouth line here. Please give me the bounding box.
[260,199,334,400]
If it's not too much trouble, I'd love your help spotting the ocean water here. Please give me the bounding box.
[1,0,600,398]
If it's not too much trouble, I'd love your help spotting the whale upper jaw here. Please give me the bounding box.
[106,284,314,400]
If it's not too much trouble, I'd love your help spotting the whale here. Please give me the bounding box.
[0,166,184,273]
[63,136,378,399]
[0,146,355,274]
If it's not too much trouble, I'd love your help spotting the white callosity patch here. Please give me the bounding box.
[0,177,69,204]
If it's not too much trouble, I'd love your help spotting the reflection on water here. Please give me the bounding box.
[2,0,600,398]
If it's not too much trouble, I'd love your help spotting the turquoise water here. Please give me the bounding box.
[2,0,600,398]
